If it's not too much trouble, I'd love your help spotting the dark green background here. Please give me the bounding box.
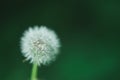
[0,0,120,80]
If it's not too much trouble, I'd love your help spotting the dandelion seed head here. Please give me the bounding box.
[20,26,60,66]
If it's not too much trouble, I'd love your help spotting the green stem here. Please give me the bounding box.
[31,63,38,80]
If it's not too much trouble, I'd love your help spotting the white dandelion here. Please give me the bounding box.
[20,25,61,66]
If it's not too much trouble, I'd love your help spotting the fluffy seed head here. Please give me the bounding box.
[20,26,60,66]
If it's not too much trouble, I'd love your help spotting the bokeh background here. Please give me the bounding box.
[0,0,120,80]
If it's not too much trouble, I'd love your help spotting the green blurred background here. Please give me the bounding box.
[0,0,120,80]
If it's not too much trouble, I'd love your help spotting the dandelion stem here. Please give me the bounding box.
[31,63,38,80]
